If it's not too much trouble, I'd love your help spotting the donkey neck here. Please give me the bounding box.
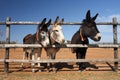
[49,35,60,45]
[48,32,59,45]
[79,27,87,42]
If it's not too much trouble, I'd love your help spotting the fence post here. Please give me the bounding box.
[5,17,11,73]
[112,17,118,72]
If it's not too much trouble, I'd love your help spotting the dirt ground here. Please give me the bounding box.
[0,48,120,80]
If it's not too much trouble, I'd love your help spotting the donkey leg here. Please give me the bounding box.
[79,53,86,71]
[47,56,51,72]
[37,54,41,72]
[37,48,42,72]
[76,52,81,68]
[21,50,26,67]
[52,53,57,72]
[80,49,87,71]
[31,49,35,72]
[46,53,51,72]
[76,49,87,71]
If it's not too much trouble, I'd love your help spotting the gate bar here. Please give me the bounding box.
[5,17,11,73]
[113,17,118,71]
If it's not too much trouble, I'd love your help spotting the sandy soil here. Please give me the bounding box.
[0,48,120,71]
[0,48,120,80]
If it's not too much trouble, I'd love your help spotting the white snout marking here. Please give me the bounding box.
[94,33,101,40]
[41,37,50,47]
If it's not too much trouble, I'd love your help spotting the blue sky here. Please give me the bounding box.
[0,0,120,43]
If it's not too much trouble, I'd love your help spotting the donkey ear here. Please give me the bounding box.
[86,10,91,21]
[54,16,59,25]
[46,19,51,27]
[38,18,46,30]
[41,18,46,24]
[59,18,64,25]
[39,18,46,26]
[92,13,98,21]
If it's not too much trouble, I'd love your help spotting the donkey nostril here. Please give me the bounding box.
[98,36,101,40]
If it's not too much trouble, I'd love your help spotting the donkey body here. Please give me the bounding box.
[22,18,51,72]
[71,10,101,71]
[45,16,65,72]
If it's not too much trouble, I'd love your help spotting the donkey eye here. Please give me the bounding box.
[41,31,45,34]
[91,26,95,29]
[55,30,58,32]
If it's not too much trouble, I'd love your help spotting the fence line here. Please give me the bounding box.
[0,17,119,73]
[0,21,120,25]
[0,44,120,48]
[0,59,119,63]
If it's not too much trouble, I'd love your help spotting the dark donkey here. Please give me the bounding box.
[22,18,51,72]
[71,10,101,71]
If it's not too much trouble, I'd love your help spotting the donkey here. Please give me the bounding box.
[44,16,65,72]
[71,10,101,71]
[22,18,51,72]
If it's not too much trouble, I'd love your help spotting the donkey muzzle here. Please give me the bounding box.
[94,33,101,41]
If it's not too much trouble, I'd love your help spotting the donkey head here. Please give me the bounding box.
[37,18,51,46]
[81,10,101,41]
[50,16,65,44]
